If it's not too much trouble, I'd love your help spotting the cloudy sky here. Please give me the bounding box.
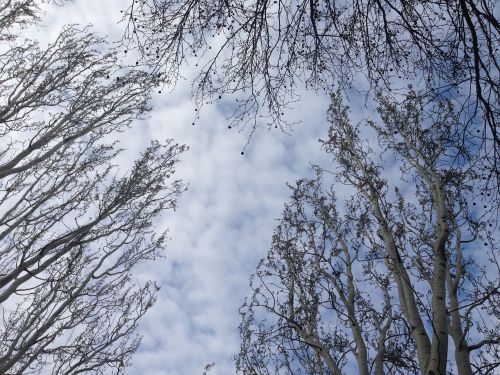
[34,2,342,374]
[21,1,499,374]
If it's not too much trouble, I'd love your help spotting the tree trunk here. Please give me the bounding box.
[371,197,432,372]
[454,349,473,375]
[447,261,473,375]
[426,251,448,375]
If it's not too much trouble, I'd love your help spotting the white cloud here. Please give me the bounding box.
[129,89,331,374]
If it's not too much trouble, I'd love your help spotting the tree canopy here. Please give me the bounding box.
[124,0,498,155]
[0,2,186,373]
[236,92,499,375]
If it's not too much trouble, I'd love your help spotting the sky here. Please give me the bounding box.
[26,1,498,374]
[35,1,337,374]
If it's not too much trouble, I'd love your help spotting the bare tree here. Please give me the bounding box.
[123,0,498,157]
[0,3,186,374]
[236,92,499,375]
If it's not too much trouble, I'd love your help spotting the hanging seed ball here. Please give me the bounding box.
[241,151,244,155]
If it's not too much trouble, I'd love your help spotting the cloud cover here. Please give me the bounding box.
[22,1,500,373]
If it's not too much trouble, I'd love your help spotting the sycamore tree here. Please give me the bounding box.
[0,2,186,373]
[236,92,499,375]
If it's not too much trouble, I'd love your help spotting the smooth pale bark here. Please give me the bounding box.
[370,194,432,373]
[321,266,370,375]
[446,238,473,375]
[425,181,450,375]
[374,287,393,375]
[286,270,343,375]
[337,236,370,375]
[316,212,371,375]
[454,350,473,375]
[337,131,433,372]
[292,322,343,375]
[334,115,434,372]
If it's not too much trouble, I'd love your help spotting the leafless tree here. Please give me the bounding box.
[123,0,498,158]
[236,92,499,375]
[0,3,186,374]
